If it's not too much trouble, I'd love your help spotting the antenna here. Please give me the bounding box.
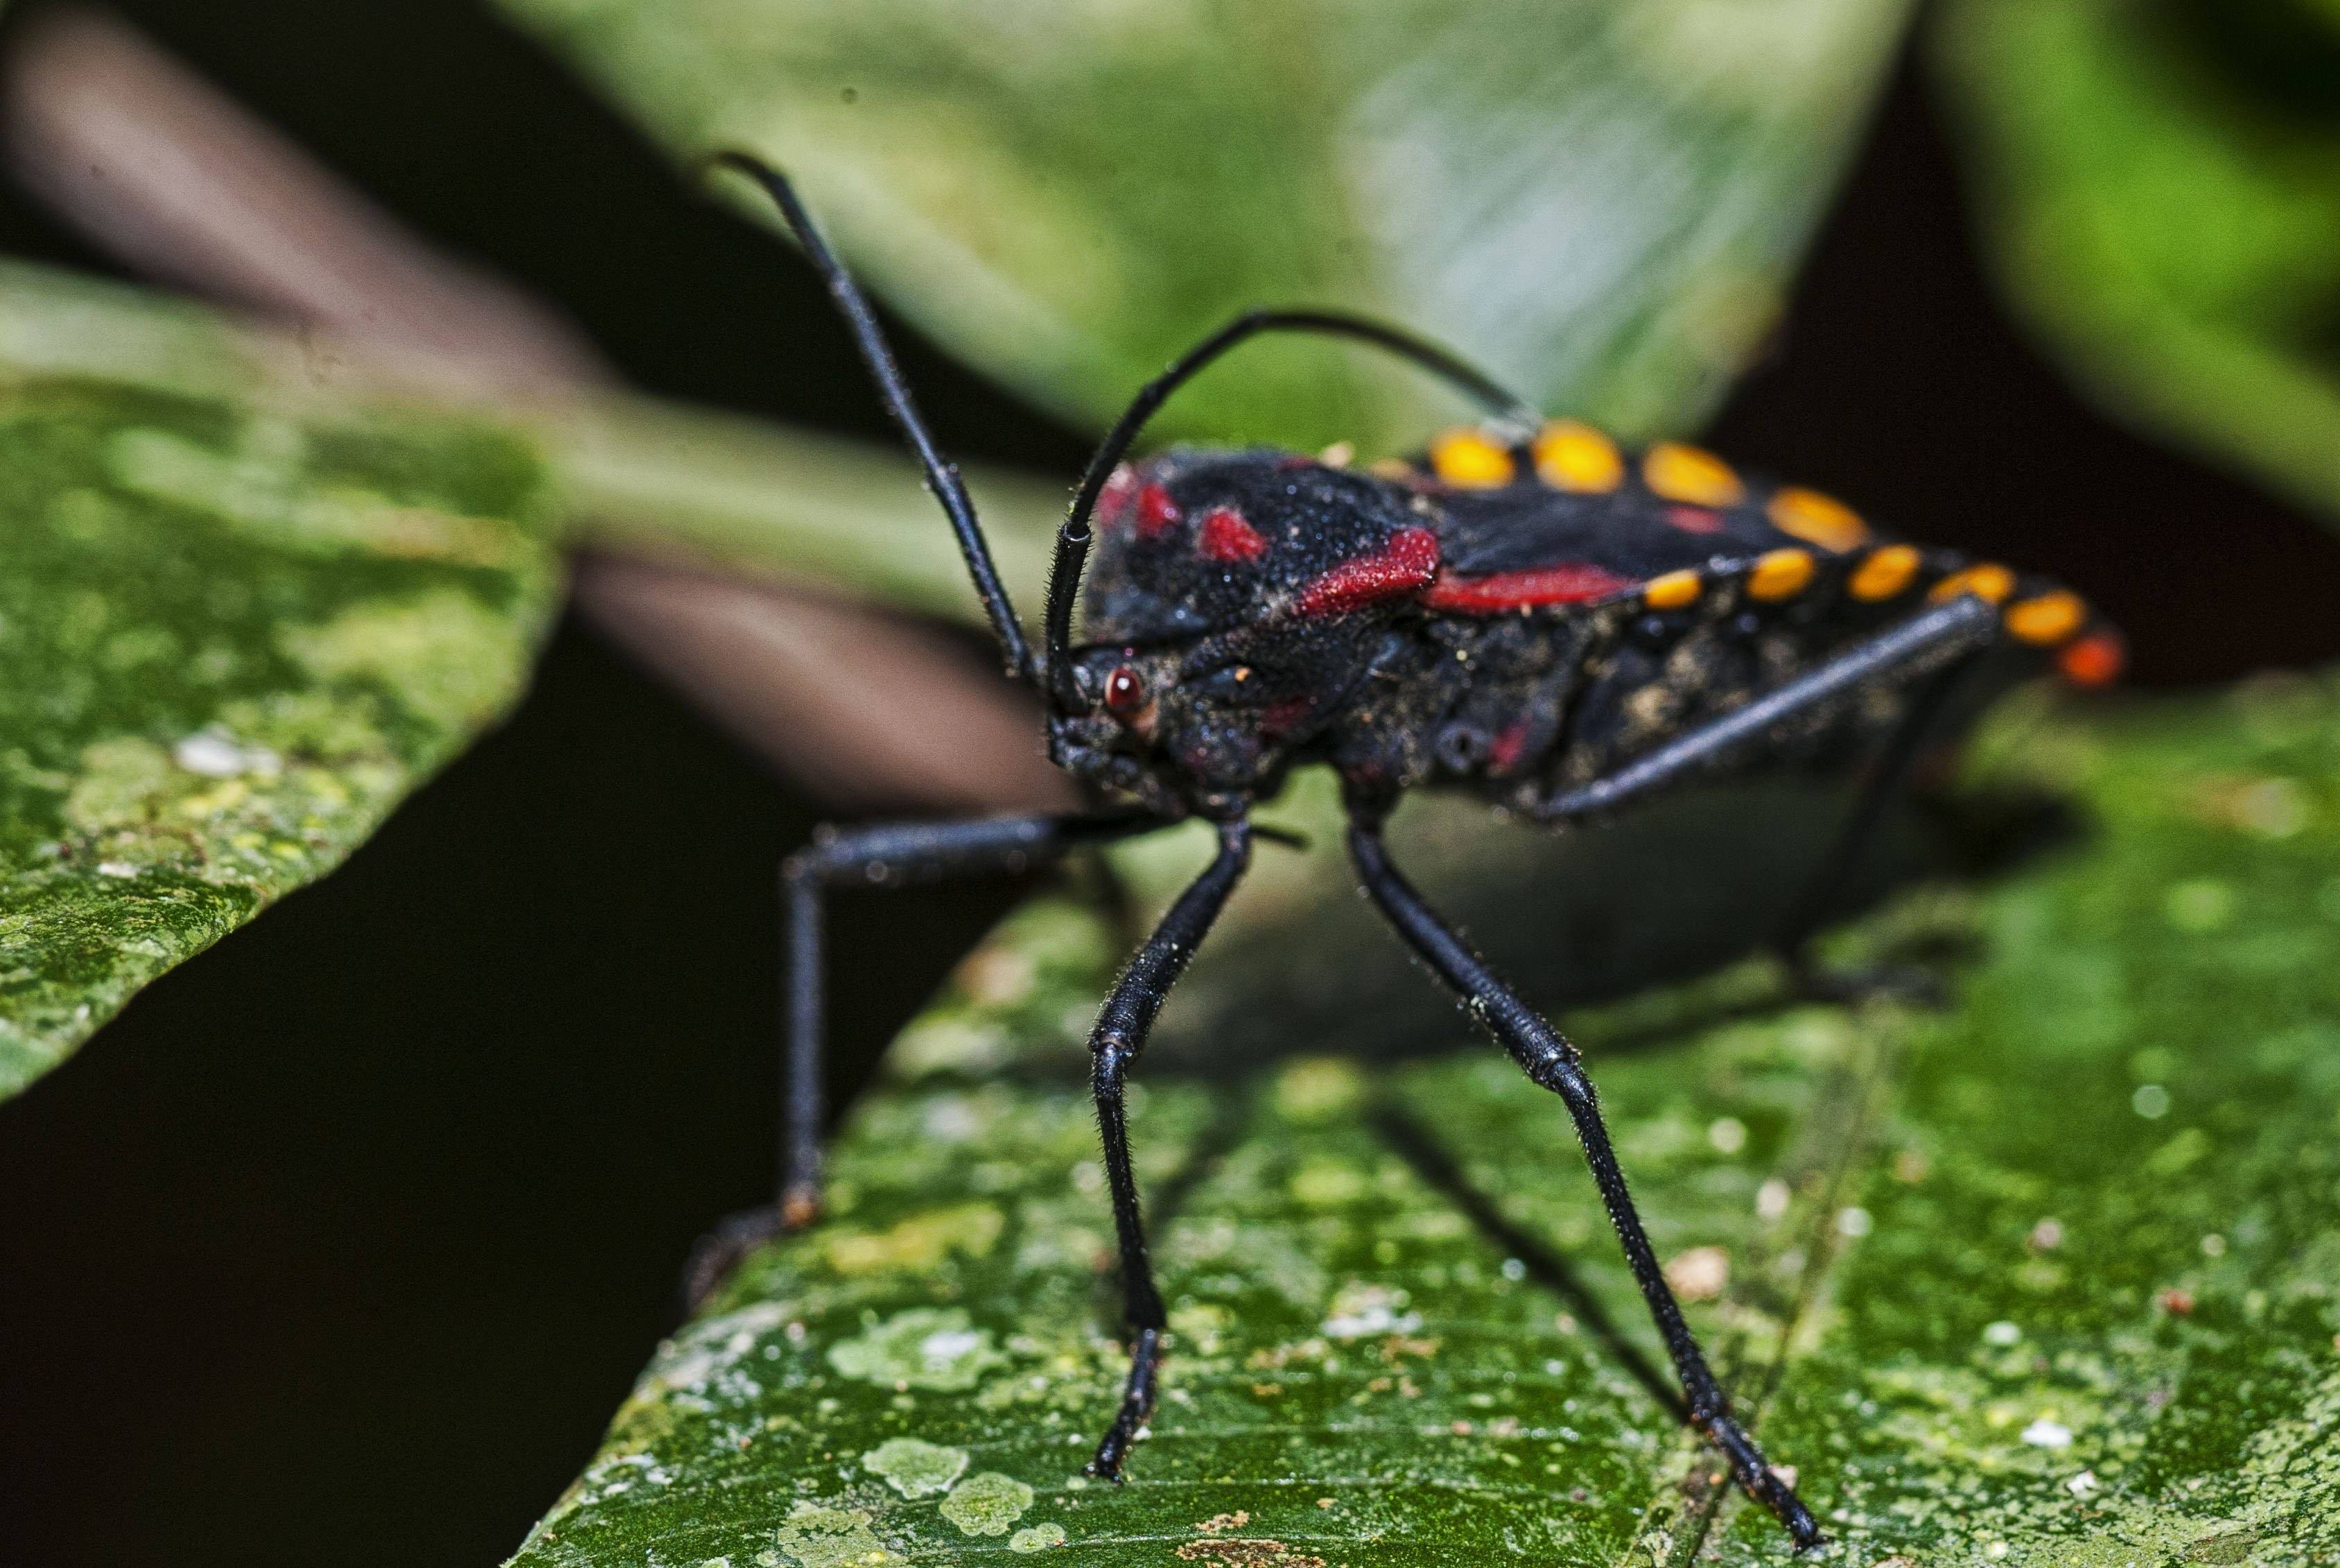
[709,152,1035,682]
[1043,308,1536,707]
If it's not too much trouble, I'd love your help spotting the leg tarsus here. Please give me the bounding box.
[1084,1325,1164,1481]
[681,1204,788,1314]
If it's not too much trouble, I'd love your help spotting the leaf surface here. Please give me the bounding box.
[512,681,2340,1564]
[0,267,562,1098]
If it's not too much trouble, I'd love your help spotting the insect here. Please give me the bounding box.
[690,153,2124,1550]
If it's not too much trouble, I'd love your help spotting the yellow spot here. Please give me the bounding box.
[1767,487,1869,552]
[1531,419,1623,493]
[1643,568,1702,610]
[1431,428,1516,489]
[1643,441,1745,507]
[1746,548,1814,601]
[1930,562,2016,605]
[2005,591,2086,645]
[1318,440,1356,469]
[1366,457,1416,482]
[1849,544,1920,600]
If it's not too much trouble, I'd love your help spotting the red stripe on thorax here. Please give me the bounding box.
[1292,526,1441,616]
[1421,562,1634,613]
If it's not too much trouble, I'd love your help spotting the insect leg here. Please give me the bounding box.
[683,811,1158,1309]
[1084,820,1253,1481]
[1346,813,1825,1549]
[1536,594,2000,824]
[1770,657,1979,1001]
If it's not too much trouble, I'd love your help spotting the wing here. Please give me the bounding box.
[1404,426,1881,611]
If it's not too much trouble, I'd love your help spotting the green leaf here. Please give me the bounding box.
[512,680,2340,1564]
[1935,0,2340,523]
[0,264,562,1100]
[498,0,1915,451]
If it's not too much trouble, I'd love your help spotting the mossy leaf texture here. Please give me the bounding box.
[0,307,561,1099]
[516,682,2340,1564]
[1936,0,2340,525]
[498,0,1914,453]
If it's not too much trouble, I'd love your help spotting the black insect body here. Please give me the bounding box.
[699,154,2124,1552]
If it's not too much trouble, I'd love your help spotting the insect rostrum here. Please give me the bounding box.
[695,151,2124,1553]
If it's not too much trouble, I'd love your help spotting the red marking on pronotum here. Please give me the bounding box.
[1097,463,1140,529]
[1292,526,1441,617]
[1197,506,1268,562]
[1665,506,1723,535]
[1421,562,1634,613]
[1135,482,1181,539]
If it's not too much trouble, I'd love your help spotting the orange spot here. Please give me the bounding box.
[1531,420,1623,493]
[1643,569,1702,610]
[1665,506,1724,535]
[1746,548,1815,601]
[1643,442,1745,507]
[2005,591,2086,645]
[1767,487,1869,552]
[1849,545,1920,600]
[1431,428,1516,489]
[2059,631,2126,687]
[1930,563,2016,605]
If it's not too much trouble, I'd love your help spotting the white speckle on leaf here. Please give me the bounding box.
[1983,1321,2023,1347]
[2066,1469,2097,1496]
[173,729,281,778]
[96,861,138,879]
[1322,1282,1420,1339]
[2021,1418,2073,1448]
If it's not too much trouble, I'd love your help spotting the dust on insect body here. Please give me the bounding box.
[1068,423,2122,821]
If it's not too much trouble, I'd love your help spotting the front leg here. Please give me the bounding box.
[1347,812,1824,1549]
[684,811,1153,1309]
[1083,819,1252,1480]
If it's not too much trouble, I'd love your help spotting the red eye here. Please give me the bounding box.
[1103,665,1146,716]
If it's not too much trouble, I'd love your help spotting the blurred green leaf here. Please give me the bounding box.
[500,0,1914,451]
[512,680,2340,1565]
[0,254,1094,1103]
[0,265,562,1099]
[1936,0,2340,523]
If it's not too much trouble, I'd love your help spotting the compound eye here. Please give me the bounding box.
[1102,665,1146,717]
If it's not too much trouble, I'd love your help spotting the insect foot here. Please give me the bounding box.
[677,1205,789,1316]
[1083,1324,1164,1483]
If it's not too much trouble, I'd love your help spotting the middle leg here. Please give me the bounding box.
[1082,819,1253,1481]
[1347,811,1824,1548]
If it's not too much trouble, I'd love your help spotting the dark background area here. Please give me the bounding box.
[1,6,2336,1567]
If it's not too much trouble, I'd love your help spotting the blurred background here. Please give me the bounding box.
[1,2,2336,1564]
